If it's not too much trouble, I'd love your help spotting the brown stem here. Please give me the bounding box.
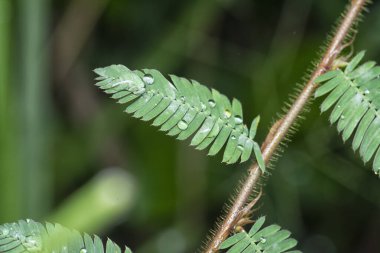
[203,0,369,252]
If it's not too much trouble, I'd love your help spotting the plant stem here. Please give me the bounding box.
[203,0,369,252]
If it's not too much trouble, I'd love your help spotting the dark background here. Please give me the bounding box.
[1,0,380,252]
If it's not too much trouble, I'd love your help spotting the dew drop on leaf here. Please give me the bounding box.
[14,231,26,241]
[260,237,267,244]
[234,116,243,124]
[341,115,345,119]
[237,145,244,151]
[224,110,232,118]
[208,99,216,108]
[364,89,370,94]
[1,228,9,236]
[231,135,236,140]
[200,103,207,112]
[23,237,42,252]
[177,120,188,130]
[143,74,154,84]
[80,249,88,253]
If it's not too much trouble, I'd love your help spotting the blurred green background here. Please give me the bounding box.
[1,0,380,252]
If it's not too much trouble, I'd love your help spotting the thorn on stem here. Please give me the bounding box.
[233,189,263,232]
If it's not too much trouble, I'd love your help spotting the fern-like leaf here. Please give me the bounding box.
[94,65,265,171]
[0,219,132,253]
[315,51,380,176]
[219,216,301,253]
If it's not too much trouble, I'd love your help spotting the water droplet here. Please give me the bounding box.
[1,228,9,236]
[177,120,188,130]
[224,110,232,118]
[231,135,236,140]
[364,89,370,94]
[208,99,216,108]
[133,88,146,95]
[337,105,341,108]
[234,116,243,124]
[23,237,42,252]
[237,145,244,151]
[180,96,186,103]
[143,74,154,85]
[260,237,266,243]
[80,249,88,253]
[26,219,31,223]
[13,232,25,241]
[111,79,129,87]
[341,115,345,119]
[200,103,207,112]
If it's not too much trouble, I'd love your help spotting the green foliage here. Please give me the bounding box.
[219,216,300,253]
[0,219,132,253]
[94,65,265,171]
[315,51,380,176]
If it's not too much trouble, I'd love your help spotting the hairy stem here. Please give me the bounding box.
[203,0,369,252]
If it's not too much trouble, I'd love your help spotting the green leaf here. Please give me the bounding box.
[191,116,216,146]
[314,69,341,83]
[248,217,266,235]
[345,50,365,74]
[220,233,246,249]
[142,97,172,121]
[328,88,356,124]
[314,72,344,97]
[359,118,380,163]
[352,110,375,151]
[372,148,380,174]
[253,142,265,173]
[133,93,163,118]
[208,125,233,156]
[94,66,263,165]
[0,219,132,253]
[315,51,380,176]
[240,139,254,163]
[319,81,350,112]
[341,101,367,141]
[249,116,260,139]
[348,61,376,79]
[222,128,241,163]
[220,216,301,253]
